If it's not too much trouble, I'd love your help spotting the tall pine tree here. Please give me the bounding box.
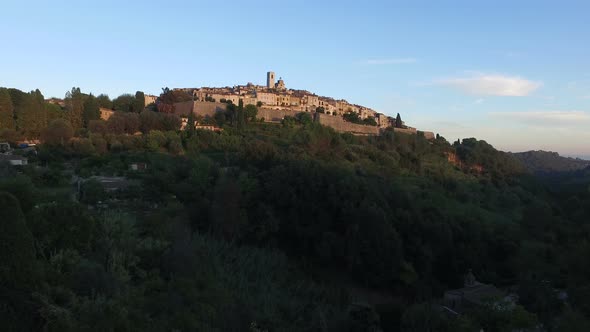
[32,89,47,136]
[83,94,100,127]
[0,88,15,129]
[66,87,84,129]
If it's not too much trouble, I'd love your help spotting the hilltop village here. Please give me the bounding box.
[171,72,435,138]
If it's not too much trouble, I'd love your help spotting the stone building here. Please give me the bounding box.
[99,108,114,121]
[443,270,506,314]
[275,77,286,90]
[144,94,157,106]
[256,92,277,106]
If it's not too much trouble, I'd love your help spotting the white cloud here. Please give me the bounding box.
[474,98,485,104]
[365,58,417,65]
[436,73,541,96]
[489,111,590,126]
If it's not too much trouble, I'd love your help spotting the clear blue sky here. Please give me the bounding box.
[2,0,590,157]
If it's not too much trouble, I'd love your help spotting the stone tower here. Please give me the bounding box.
[267,71,275,89]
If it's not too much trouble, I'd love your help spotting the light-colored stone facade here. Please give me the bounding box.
[267,72,275,89]
[145,94,157,106]
[99,108,114,121]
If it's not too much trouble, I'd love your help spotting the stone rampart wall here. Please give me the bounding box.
[393,127,418,135]
[170,102,432,137]
[174,101,228,117]
[421,131,435,140]
[257,108,306,122]
[314,113,379,135]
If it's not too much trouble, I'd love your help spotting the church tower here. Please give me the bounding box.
[267,71,275,89]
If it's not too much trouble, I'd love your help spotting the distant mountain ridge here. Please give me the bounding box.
[511,150,590,173]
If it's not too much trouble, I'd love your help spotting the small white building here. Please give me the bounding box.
[0,154,28,166]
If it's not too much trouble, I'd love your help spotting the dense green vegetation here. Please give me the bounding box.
[513,150,590,174]
[342,111,378,126]
[2,86,590,331]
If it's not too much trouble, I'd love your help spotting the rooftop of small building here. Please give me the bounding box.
[0,154,28,161]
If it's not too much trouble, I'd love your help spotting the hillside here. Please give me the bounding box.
[512,150,590,174]
[2,86,590,331]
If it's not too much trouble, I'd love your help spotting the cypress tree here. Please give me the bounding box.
[134,91,145,113]
[395,113,402,128]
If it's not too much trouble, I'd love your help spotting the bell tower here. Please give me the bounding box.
[267,71,275,89]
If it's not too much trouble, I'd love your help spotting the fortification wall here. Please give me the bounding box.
[421,131,435,140]
[394,127,435,140]
[314,113,379,135]
[393,127,417,135]
[257,108,307,122]
[171,102,412,137]
[174,101,228,117]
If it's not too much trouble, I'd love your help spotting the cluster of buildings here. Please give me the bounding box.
[0,142,29,166]
[174,71,406,131]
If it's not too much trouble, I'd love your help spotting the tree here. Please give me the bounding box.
[83,94,101,127]
[15,90,47,138]
[362,116,377,126]
[32,89,48,133]
[187,111,196,135]
[316,106,325,113]
[96,94,113,109]
[214,111,226,127]
[140,110,160,133]
[146,130,167,151]
[237,99,245,128]
[395,113,403,128]
[401,302,448,332]
[112,94,136,112]
[88,120,107,135]
[0,88,15,129]
[165,131,183,154]
[343,111,361,123]
[107,112,126,135]
[281,116,297,128]
[0,128,20,145]
[66,87,84,129]
[41,118,74,146]
[225,103,238,126]
[28,201,97,254]
[80,179,107,204]
[123,112,140,134]
[296,112,313,125]
[256,101,263,107]
[0,192,36,289]
[45,102,66,122]
[161,113,181,131]
[157,87,191,113]
[133,91,145,113]
[244,104,258,123]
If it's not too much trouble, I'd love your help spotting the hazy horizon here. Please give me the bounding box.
[2,0,589,156]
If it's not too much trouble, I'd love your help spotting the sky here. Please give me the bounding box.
[1,0,590,158]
